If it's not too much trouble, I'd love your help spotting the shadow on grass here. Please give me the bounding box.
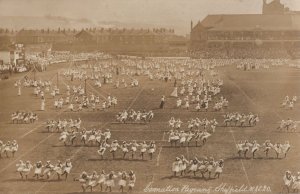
[3,178,62,182]
[88,158,149,162]
[160,175,217,181]
[162,145,203,148]
[227,156,284,160]
[52,144,99,147]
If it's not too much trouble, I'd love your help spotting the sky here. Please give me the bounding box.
[0,0,299,34]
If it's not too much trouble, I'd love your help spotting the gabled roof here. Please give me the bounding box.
[199,14,300,31]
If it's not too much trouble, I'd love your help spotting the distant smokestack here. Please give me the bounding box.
[191,20,193,32]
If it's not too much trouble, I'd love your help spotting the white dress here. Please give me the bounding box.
[172,161,180,172]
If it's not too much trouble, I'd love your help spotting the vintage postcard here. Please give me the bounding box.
[0,0,299,194]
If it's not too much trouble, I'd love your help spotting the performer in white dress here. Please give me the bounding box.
[214,159,224,179]
[282,141,291,158]
[274,143,283,159]
[292,172,300,193]
[22,161,33,179]
[172,157,180,177]
[148,141,156,160]
[251,140,260,159]
[188,157,199,176]
[283,171,293,194]
[140,141,148,160]
[118,172,127,193]
[263,140,273,158]
[128,171,136,192]
[98,142,109,159]
[16,160,26,179]
[62,159,72,180]
[105,171,117,192]
[98,170,106,192]
[130,140,139,159]
[42,160,54,179]
[33,161,43,179]
[110,140,120,159]
[74,171,89,192]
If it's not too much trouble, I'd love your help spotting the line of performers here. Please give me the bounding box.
[11,111,38,124]
[236,140,291,159]
[283,171,300,193]
[114,78,139,88]
[97,140,156,160]
[116,109,154,123]
[172,155,224,179]
[59,128,111,146]
[46,118,82,132]
[169,117,218,132]
[223,112,259,127]
[74,170,136,193]
[67,94,118,112]
[167,129,212,147]
[0,140,18,158]
[16,159,72,180]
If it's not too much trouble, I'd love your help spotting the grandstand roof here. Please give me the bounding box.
[200,14,300,31]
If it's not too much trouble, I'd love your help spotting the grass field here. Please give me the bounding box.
[0,60,300,194]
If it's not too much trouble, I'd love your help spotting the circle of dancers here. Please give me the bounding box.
[46,118,82,133]
[11,111,38,124]
[281,95,297,109]
[74,170,136,193]
[116,109,154,123]
[223,112,259,127]
[278,119,298,132]
[97,140,156,160]
[0,140,18,158]
[167,117,218,147]
[236,140,291,159]
[172,155,224,179]
[16,159,72,180]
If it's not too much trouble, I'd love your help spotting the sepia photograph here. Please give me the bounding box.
[0,0,300,193]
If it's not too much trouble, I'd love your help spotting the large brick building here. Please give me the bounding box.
[8,27,187,55]
[190,0,300,58]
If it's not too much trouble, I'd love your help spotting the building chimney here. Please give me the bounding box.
[191,20,193,32]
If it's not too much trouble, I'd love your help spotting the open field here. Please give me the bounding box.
[0,60,300,194]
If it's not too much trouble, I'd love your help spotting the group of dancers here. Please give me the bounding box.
[167,129,212,147]
[46,118,82,132]
[16,159,72,180]
[283,170,300,193]
[11,111,38,124]
[236,140,290,159]
[59,128,111,146]
[116,109,154,123]
[169,117,218,132]
[281,95,297,109]
[213,96,229,111]
[172,155,224,179]
[97,140,157,160]
[223,112,259,127]
[74,170,136,192]
[0,140,18,158]
[114,78,139,88]
[278,119,298,132]
[67,94,118,112]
